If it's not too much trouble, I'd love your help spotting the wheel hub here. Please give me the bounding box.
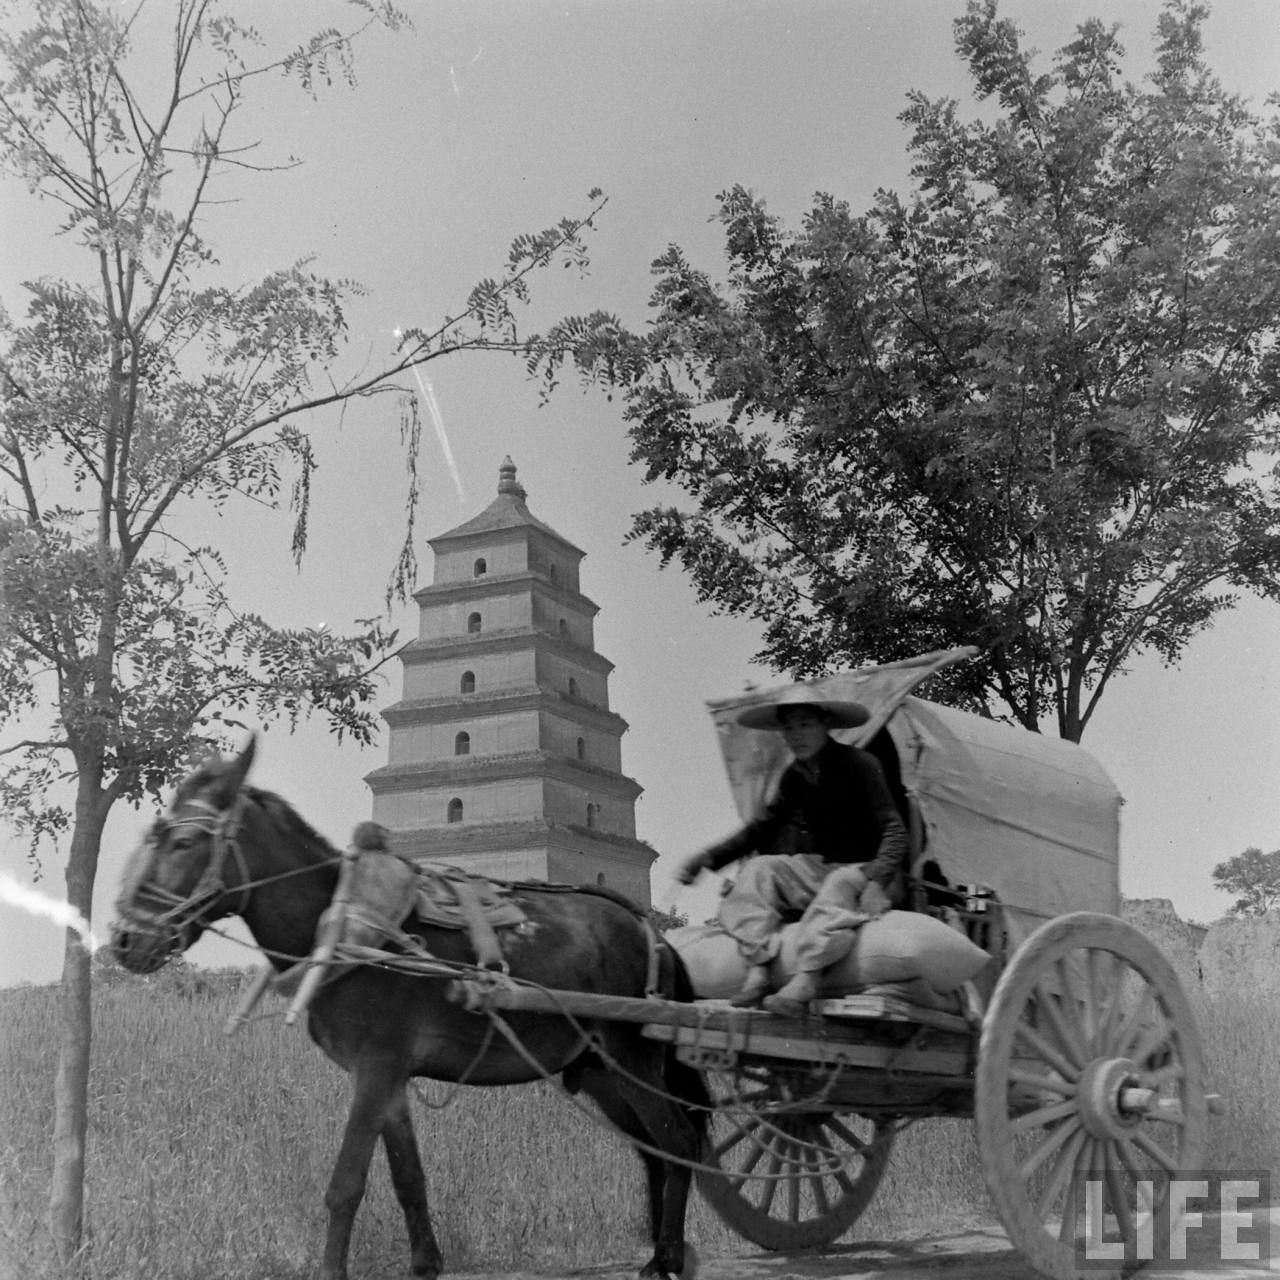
[1076,1057,1147,1138]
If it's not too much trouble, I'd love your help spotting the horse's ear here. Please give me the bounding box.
[209,734,256,807]
[230,734,257,785]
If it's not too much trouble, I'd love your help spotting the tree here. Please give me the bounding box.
[0,1,605,1262]
[534,0,1280,740]
[1212,846,1280,916]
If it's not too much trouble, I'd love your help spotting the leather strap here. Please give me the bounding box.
[451,876,508,972]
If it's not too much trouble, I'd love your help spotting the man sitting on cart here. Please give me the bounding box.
[675,685,909,1016]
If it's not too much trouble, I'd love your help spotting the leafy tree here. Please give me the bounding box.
[0,0,604,1260]
[534,0,1280,740]
[1212,846,1280,916]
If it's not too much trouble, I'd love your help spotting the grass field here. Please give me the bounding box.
[1,963,1273,1280]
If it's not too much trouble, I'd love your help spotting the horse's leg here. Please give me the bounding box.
[577,1043,706,1279]
[381,1085,442,1279]
[570,1070,662,1238]
[321,1063,399,1280]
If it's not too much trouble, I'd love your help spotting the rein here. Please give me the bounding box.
[121,790,341,938]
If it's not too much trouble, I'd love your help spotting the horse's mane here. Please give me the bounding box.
[244,785,343,861]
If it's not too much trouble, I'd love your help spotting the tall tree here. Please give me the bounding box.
[535,0,1280,740]
[0,0,603,1262]
[1212,846,1280,916]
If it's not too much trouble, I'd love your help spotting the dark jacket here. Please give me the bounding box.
[702,739,909,892]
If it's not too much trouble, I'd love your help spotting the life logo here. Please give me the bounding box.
[1074,1170,1272,1270]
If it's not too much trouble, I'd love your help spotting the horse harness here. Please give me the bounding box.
[116,794,252,937]
[120,788,670,1003]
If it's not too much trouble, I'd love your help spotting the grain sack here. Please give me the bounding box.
[667,910,990,1000]
[803,909,991,993]
[342,850,419,947]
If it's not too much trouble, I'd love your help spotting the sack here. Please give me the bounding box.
[342,850,421,947]
[667,910,990,1000]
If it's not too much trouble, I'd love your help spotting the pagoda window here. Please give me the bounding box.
[576,737,586,761]
[549,563,558,582]
[467,611,482,633]
[447,798,463,823]
[473,557,487,576]
[460,670,476,694]
[586,802,598,828]
[596,873,606,886]
[454,731,471,756]
[568,677,578,698]
[558,618,568,637]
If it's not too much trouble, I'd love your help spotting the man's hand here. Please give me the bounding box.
[859,881,892,918]
[674,851,711,886]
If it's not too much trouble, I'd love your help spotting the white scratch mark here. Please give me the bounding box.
[0,872,100,953]
[410,367,466,503]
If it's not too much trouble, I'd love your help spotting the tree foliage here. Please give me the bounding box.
[1212,846,1280,916]
[0,1,605,1261]
[0,0,606,845]
[533,0,1280,740]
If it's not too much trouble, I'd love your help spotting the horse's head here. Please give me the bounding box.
[110,737,258,974]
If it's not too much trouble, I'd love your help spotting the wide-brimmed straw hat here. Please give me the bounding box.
[736,683,870,731]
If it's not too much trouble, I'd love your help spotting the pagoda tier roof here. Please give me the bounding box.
[397,629,615,674]
[389,818,656,867]
[380,687,628,733]
[428,457,583,557]
[364,749,643,800]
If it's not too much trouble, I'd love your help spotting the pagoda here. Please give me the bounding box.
[365,458,655,905]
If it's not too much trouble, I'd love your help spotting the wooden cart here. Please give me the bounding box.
[457,649,1212,1280]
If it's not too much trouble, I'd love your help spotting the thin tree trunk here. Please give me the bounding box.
[49,786,107,1272]
[49,932,92,1271]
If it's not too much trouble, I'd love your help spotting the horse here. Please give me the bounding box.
[109,738,708,1280]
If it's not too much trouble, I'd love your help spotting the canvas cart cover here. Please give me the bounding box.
[707,648,1121,941]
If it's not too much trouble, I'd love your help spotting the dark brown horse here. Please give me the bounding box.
[110,739,707,1280]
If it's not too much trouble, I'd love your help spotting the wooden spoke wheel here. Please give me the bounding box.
[696,1069,895,1251]
[975,912,1208,1280]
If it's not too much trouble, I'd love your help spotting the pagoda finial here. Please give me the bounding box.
[498,456,526,500]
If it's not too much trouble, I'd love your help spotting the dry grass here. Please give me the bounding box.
[0,968,1271,1279]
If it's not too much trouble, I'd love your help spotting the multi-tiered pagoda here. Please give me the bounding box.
[365,458,654,905]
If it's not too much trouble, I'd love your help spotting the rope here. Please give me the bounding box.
[203,918,907,1188]
[161,798,907,1191]
[455,972,841,1123]
[480,1008,890,1183]
[410,1018,499,1111]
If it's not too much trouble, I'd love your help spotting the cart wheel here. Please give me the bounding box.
[975,912,1208,1280]
[696,1069,895,1251]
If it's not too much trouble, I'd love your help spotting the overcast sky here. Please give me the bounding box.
[2,0,1279,985]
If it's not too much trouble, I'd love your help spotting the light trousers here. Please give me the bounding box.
[718,854,871,971]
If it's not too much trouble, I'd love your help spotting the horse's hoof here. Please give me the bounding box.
[639,1243,697,1279]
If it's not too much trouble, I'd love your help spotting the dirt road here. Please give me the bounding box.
[452,1208,1278,1279]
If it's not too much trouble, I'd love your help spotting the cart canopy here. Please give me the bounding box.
[707,648,1121,937]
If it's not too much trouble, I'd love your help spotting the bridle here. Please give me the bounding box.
[115,792,255,953]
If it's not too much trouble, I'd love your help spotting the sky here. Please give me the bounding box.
[2,0,1279,985]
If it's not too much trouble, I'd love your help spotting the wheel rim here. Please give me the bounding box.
[976,913,1208,1280]
[696,1068,894,1251]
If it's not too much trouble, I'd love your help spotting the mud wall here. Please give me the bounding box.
[1121,897,1280,995]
